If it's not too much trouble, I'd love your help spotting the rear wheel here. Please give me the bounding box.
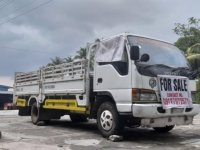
[70,114,88,122]
[153,125,175,133]
[31,102,40,125]
[97,102,124,137]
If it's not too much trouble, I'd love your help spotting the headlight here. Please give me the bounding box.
[132,89,157,102]
[140,93,157,101]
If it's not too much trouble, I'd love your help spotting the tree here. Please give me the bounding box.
[187,43,200,72]
[173,17,200,52]
[174,36,199,52]
[187,54,200,71]
[64,56,73,63]
[173,17,200,36]
[47,56,63,66]
[74,48,87,59]
[47,47,87,66]
[187,43,200,56]
[173,17,200,73]
[174,17,200,103]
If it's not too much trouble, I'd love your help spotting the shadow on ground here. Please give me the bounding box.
[32,119,200,145]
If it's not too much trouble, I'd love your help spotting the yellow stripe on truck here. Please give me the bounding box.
[43,99,87,112]
[16,99,26,107]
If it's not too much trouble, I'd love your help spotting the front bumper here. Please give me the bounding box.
[132,104,200,127]
[132,104,200,118]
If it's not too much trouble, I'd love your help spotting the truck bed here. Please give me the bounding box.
[14,60,87,96]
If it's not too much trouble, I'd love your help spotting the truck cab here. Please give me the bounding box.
[91,34,199,136]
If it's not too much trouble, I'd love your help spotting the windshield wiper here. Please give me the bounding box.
[137,63,172,69]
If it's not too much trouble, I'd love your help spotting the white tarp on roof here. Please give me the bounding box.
[95,36,125,62]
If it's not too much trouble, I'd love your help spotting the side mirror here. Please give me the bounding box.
[130,46,140,60]
[140,53,150,62]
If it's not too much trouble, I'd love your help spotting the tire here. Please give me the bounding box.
[153,125,175,133]
[31,102,40,125]
[70,114,88,122]
[97,102,124,137]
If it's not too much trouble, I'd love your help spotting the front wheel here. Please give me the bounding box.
[97,102,124,137]
[153,125,175,133]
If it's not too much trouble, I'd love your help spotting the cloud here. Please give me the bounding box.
[0,0,200,81]
[0,76,14,86]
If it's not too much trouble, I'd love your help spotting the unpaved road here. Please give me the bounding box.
[0,110,200,150]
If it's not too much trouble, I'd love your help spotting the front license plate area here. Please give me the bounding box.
[171,108,184,114]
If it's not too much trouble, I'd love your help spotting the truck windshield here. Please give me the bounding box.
[128,36,189,68]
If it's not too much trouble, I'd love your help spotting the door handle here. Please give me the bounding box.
[97,78,103,83]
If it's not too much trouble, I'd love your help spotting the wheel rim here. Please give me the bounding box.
[100,110,113,131]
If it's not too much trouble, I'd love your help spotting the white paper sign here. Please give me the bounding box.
[158,75,193,109]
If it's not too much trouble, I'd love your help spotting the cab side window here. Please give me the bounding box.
[111,46,128,75]
[99,46,129,76]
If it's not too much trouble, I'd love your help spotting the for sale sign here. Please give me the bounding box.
[158,75,193,109]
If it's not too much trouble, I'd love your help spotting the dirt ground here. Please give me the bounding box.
[0,110,200,150]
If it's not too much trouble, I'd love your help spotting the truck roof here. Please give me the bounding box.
[97,33,173,46]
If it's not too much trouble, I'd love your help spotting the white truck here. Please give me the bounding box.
[14,33,200,137]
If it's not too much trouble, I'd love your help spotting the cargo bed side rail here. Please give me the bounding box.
[15,70,40,86]
[42,59,87,82]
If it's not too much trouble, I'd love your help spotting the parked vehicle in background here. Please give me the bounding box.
[13,33,200,137]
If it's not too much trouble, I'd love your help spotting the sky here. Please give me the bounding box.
[0,0,200,86]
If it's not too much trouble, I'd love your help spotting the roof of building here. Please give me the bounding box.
[0,91,13,94]
[0,85,12,91]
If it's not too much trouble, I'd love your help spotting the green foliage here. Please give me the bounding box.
[64,56,73,63]
[47,47,87,66]
[175,36,200,52]
[47,56,64,66]
[74,48,87,59]
[174,18,200,98]
[173,17,200,36]
[173,17,200,52]
[187,43,200,56]
[187,54,200,71]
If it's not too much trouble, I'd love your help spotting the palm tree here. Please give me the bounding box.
[74,48,87,59]
[64,56,73,63]
[47,56,63,66]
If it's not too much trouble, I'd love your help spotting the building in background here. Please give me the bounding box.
[0,85,13,110]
